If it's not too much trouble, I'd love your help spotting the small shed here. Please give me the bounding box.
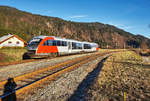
[0,34,27,48]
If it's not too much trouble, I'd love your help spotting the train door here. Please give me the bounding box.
[68,42,72,53]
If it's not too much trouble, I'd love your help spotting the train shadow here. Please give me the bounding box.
[1,78,17,101]
[67,56,109,101]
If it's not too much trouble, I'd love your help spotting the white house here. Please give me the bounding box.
[0,34,27,48]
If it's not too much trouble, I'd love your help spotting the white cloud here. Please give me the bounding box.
[107,22,133,30]
[120,25,133,30]
[46,10,54,14]
[69,15,87,19]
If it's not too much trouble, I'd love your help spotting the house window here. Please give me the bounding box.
[16,41,20,44]
[8,41,12,44]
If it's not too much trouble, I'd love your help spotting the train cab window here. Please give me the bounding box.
[28,38,42,48]
[43,40,48,46]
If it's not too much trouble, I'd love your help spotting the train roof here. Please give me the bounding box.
[32,35,98,45]
[32,35,80,42]
[32,35,47,39]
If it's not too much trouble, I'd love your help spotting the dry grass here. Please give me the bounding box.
[99,49,127,52]
[86,51,150,100]
[0,47,26,63]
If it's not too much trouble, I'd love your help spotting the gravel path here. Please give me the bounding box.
[0,53,96,81]
[21,53,111,101]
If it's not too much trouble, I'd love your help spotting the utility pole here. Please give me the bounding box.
[124,42,126,49]
[107,44,109,49]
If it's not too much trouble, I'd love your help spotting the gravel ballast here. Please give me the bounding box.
[0,53,96,81]
[22,53,111,101]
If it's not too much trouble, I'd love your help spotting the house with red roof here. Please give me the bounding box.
[0,34,27,48]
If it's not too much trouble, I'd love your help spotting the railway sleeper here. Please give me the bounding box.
[20,79,33,83]
[16,81,28,87]
[27,77,39,80]
[41,72,52,75]
[36,72,52,76]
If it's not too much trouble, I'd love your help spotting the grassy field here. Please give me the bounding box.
[0,47,26,63]
[0,48,147,65]
[86,51,150,100]
[0,48,121,64]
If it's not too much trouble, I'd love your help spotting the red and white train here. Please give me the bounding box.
[23,35,99,59]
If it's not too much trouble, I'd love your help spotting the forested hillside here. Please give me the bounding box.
[0,6,150,48]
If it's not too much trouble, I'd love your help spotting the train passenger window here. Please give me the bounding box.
[43,40,57,46]
[61,41,64,46]
[57,40,61,46]
[64,41,67,46]
[60,41,62,46]
[48,40,53,46]
[72,42,82,49]
[77,43,82,49]
[62,41,64,46]
[52,40,56,46]
[62,41,67,46]
[84,44,91,49]
[89,44,91,49]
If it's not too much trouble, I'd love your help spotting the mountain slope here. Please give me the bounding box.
[0,6,150,48]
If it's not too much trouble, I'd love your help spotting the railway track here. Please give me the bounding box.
[0,51,114,100]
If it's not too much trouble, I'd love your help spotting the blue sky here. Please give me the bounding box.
[0,0,150,38]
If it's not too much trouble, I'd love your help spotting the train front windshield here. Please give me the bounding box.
[28,38,42,49]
